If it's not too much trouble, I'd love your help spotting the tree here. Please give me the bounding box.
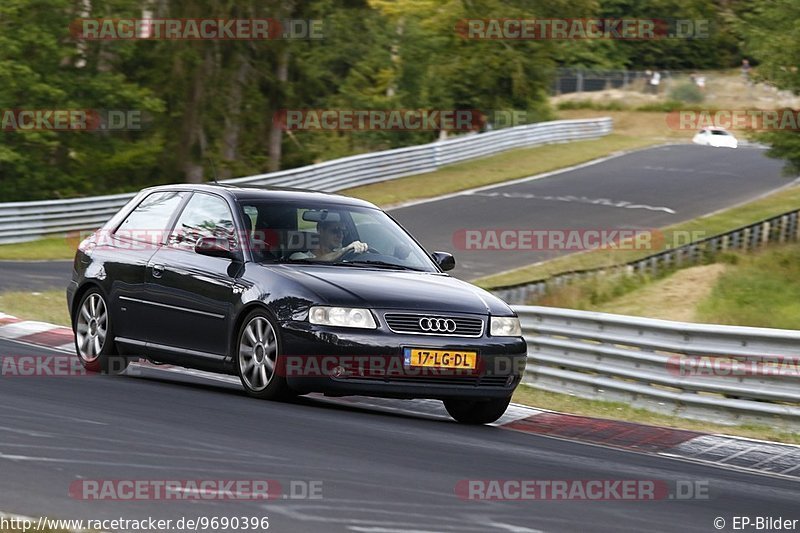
[738,0,800,174]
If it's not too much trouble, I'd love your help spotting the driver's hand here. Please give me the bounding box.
[344,240,368,254]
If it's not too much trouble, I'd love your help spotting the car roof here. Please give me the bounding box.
[139,183,380,209]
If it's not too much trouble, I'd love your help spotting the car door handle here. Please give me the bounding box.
[151,264,165,278]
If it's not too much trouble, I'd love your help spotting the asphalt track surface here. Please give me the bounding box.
[0,259,73,292]
[393,144,792,279]
[0,144,793,290]
[0,338,798,533]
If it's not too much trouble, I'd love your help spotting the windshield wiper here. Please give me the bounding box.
[343,259,425,271]
[271,258,348,267]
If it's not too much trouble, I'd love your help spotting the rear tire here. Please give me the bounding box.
[236,309,291,400]
[73,289,128,374]
[443,397,511,425]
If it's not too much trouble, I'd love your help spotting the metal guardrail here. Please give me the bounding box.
[492,209,800,305]
[0,118,612,244]
[514,305,800,429]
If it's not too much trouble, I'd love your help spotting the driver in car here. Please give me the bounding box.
[290,220,368,261]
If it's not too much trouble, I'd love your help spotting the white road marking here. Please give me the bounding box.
[386,145,682,211]
[467,191,676,214]
[0,320,60,339]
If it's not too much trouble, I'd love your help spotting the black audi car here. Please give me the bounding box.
[67,184,527,424]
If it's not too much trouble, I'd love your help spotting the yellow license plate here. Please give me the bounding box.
[403,348,477,369]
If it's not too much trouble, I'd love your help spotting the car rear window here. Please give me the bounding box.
[168,193,236,250]
[115,191,188,243]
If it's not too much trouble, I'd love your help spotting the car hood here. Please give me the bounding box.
[268,264,513,315]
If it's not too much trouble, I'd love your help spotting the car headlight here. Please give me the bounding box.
[490,316,521,336]
[309,306,377,329]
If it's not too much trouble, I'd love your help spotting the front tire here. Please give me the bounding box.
[443,397,511,425]
[73,289,128,374]
[236,309,290,400]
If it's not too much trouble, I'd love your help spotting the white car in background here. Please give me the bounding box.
[692,127,738,148]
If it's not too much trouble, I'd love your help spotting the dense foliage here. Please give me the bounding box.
[0,0,770,200]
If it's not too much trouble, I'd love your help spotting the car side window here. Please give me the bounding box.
[115,191,187,244]
[168,193,236,250]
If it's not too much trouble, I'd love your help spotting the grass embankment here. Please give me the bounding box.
[520,242,800,331]
[0,290,70,326]
[0,235,78,261]
[695,245,800,329]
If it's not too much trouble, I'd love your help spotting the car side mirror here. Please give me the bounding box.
[432,251,455,272]
[195,236,235,259]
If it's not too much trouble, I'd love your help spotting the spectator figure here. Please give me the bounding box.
[649,71,661,94]
[695,74,706,91]
[741,59,751,82]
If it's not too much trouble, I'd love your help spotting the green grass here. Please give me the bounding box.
[696,244,800,329]
[0,290,70,326]
[509,243,800,330]
[512,384,800,445]
[0,235,78,261]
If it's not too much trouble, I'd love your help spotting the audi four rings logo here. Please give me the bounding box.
[419,317,457,333]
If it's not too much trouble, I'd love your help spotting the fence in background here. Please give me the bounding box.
[552,68,684,95]
[0,118,612,244]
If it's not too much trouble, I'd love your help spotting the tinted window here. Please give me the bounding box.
[115,191,187,243]
[711,130,729,136]
[169,193,236,250]
[238,200,437,271]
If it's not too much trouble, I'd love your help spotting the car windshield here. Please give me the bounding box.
[711,130,730,136]
[238,200,439,272]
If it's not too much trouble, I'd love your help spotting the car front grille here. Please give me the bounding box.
[383,313,484,337]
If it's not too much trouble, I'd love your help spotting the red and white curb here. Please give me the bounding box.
[0,312,75,352]
[1,312,798,481]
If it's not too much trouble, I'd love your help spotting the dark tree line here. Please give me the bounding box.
[0,0,772,201]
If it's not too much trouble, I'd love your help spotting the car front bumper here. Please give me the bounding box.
[277,319,527,400]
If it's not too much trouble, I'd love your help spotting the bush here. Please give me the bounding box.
[668,82,705,103]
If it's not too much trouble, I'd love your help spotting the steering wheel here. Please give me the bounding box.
[340,246,380,261]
